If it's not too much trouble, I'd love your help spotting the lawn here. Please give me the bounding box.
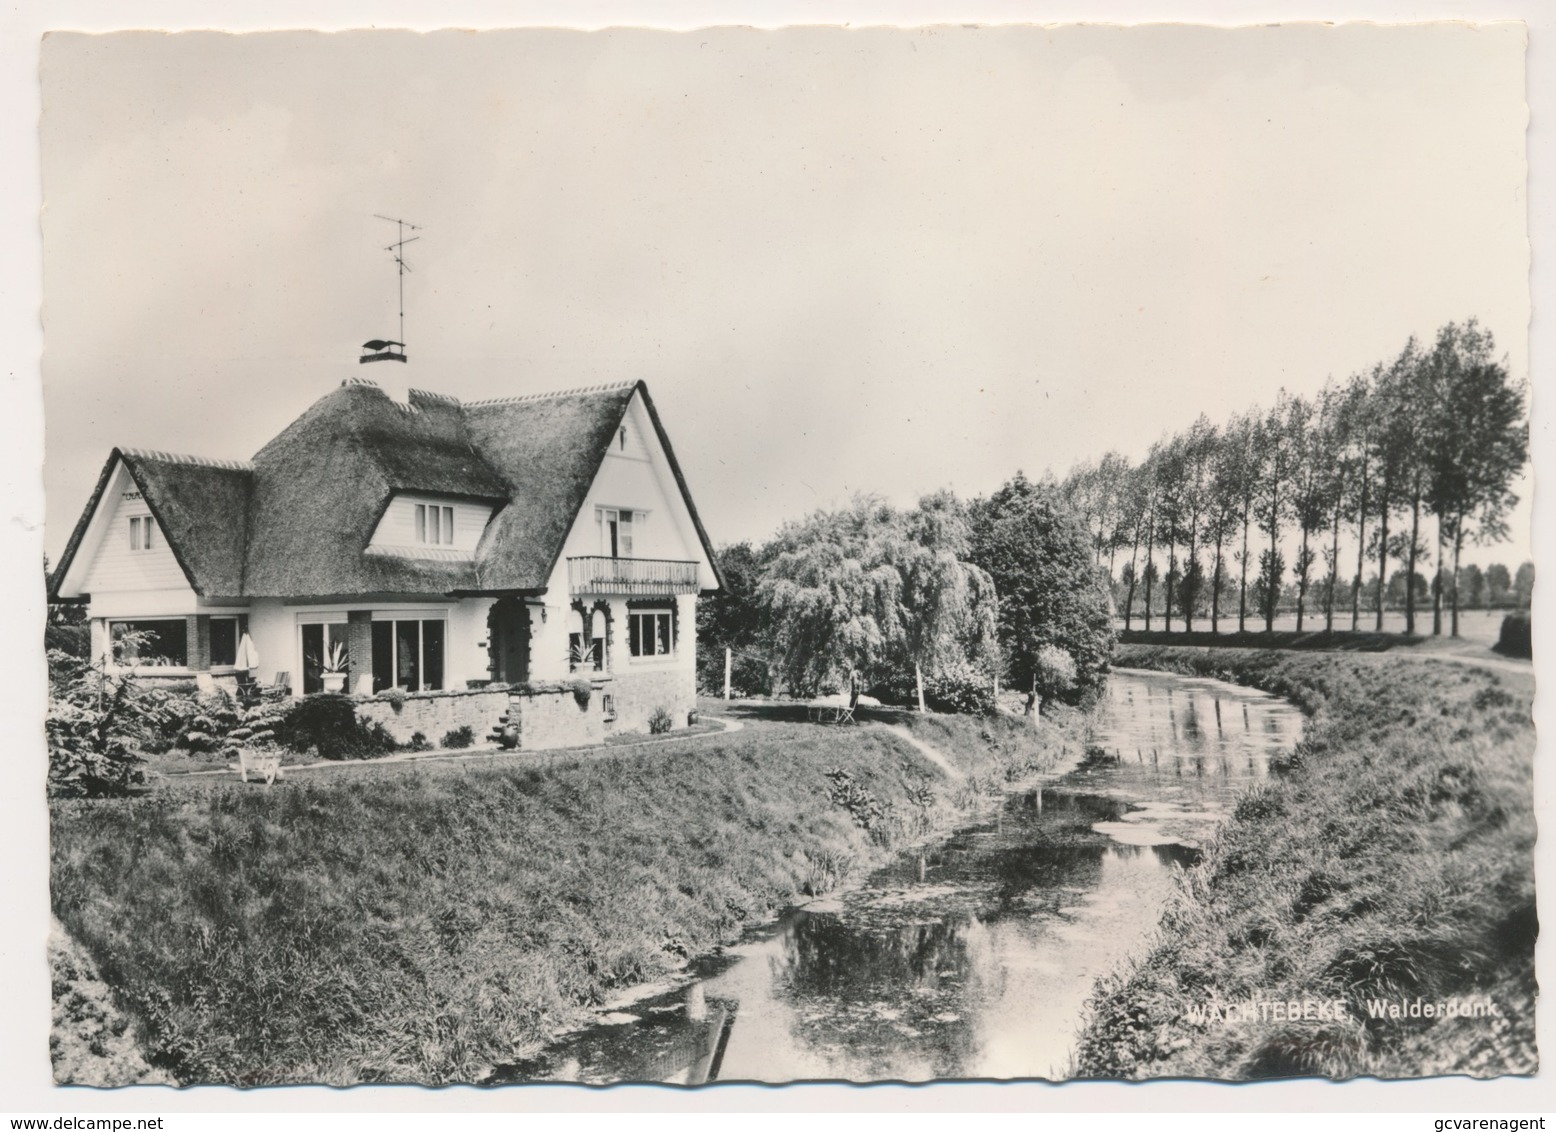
[51,706,1076,1086]
[1073,646,1536,1080]
[1115,607,1513,651]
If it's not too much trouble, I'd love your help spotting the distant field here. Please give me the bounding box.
[1116,608,1512,650]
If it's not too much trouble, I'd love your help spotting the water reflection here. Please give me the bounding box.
[493,670,1302,1085]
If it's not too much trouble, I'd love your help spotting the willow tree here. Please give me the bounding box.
[895,490,998,712]
[759,496,906,696]
[759,493,994,708]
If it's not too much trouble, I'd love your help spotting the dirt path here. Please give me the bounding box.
[872,723,965,781]
[1401,648,1533,679]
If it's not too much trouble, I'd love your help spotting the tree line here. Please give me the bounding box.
[1056,319,1529,637]
[698,476,1114,713]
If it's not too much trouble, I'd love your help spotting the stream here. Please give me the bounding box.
[493,667,1303,1085]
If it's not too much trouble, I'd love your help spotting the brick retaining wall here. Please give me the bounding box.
[508,685,605,750]
[350,669,695,752]
[609,665,695,733]
[356,687,510,746]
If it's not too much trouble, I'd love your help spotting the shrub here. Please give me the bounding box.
[1496,612,1532,659]
[696,649,773,697]
[1034,644,1078,711]
[823,766,884,830]
[441,725,475,750]
[45,648,149,798]
[405,731,433,752]
[377,687,409,708]
[647,705,674,734]
[277,694,397,760]
[871,660,997,715]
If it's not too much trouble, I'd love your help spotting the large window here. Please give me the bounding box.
[371,618,445,692]
[300,621,348,694]
[110,619,187,666]
[627,607,673,659]
[599,508,634,558]
[209,616,240,668]
[415,504,455,546]
[128,515,155,551]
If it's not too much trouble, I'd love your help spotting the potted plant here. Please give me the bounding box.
[316,641,350,694]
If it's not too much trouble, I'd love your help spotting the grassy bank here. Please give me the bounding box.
[1116,628,1422,652]
[1075,646,1536,1080]
[52,708,1075,1086]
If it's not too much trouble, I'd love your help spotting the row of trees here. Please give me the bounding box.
[699,475,1115,713]
[1058,320,1528,637]
[1114,560,1534,624]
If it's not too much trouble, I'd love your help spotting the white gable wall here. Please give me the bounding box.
[530,391,715,683]
[58,459,202,620]
[76,463,187,594]
[552,391,716,579]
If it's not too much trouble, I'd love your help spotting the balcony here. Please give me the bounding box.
[568,555,700,596]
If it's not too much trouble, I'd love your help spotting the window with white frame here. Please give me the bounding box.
[599,508,635,558]
[371,616,445,692]
[415,504,455,546]
[128,515,155,551]
[627,606,673,659]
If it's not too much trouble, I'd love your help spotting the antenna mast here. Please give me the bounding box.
[361,214,422,365]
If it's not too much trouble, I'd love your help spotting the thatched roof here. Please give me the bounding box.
[241,381,507,597]
[52,377,721,600]
[49,448,254,599]
[462,383,638,591]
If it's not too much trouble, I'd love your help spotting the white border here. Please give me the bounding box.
[4,1,1550,1118]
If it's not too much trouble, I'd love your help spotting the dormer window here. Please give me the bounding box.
[129,515,155,551]
[415,504,455,546]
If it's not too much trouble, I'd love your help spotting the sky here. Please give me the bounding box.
[39,23,1532,570]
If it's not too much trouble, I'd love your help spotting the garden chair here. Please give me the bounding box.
[237,748,284,786]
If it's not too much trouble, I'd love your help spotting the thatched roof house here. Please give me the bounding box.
[51,376,722,741]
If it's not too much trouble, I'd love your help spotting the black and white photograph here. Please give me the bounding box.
[20,11,1542,1101]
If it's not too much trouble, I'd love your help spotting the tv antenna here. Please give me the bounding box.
[362,214,422,364]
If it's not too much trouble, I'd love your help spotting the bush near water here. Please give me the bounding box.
[1496,612,1531,659]
[50,707,1076,1085]
[1074,646,1536,1080]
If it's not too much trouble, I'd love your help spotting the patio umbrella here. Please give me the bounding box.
[234,632,260,672]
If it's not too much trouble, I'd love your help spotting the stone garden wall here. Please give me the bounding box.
[355,687,510,746]
[507,684,606,750]
[608,666,695,733]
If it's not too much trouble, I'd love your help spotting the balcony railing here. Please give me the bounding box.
[568,555,700,596]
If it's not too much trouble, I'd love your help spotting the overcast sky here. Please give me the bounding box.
[40,23,1531,569]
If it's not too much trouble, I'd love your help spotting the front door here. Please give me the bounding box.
[488,598,531,685]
